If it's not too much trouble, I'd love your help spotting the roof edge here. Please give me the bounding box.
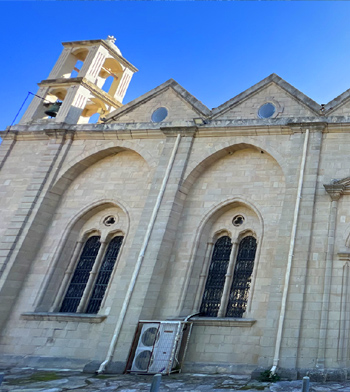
[211,73,321,119]
[104,79,211,123]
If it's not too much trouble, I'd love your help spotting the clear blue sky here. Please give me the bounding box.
[1,1,350,130]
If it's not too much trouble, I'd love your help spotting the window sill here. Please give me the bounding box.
[21,312,107,323]
[190,317,256,327]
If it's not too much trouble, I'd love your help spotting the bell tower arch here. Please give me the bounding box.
[19,36,138,125]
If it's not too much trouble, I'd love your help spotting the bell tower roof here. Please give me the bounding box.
[61,37,138,73]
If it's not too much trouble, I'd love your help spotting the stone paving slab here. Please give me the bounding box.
[2,369,350,392]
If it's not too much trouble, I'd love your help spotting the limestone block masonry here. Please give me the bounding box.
[3,38,350,380]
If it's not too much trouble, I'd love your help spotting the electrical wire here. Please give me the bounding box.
[7,92,52,133]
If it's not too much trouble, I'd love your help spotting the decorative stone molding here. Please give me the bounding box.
[338,253,350,262]
[21,312,107,323]
[324,181,346,201]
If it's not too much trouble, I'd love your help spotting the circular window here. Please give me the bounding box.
[258,103,276,119]
[151,107,168,123]
[103,215,116,226]
[232,215,245,227]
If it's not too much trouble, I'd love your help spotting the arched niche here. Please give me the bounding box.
[181,141,286,195]
[179,199,263,316]
[35,200,129,312]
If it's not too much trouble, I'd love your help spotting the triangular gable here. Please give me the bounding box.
[104,79,211,123]
[324,87,350,116]
[211,73,321,119]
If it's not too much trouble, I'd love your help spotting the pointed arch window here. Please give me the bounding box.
[59,235,123,314]
[226,236,257,317]
[86,236,123,314]
[199,235,257,318]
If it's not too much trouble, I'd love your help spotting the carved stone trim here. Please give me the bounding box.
[21,312,107,323]
[338,253,350,261]
[324,183,345,201]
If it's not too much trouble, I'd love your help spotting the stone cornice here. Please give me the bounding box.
[190,317,256,327]
[4,117,350,141]
[161,126,197,137]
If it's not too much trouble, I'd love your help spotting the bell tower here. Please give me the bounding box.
[19,36,138,125]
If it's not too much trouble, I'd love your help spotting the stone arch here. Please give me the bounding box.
[35,198,130,312]
[181,139,286,195]
[177,197,264,314]
[51,141,156,197]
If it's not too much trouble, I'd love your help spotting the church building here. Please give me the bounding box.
[1,36,350,379]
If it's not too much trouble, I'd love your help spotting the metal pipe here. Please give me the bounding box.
[150,374,162,392]
[97,134,182,374]
[270,129,309,374]
[302,376,310,392]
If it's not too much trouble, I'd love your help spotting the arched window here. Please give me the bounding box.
[226,236,257,317]
[86,236,123,314]
[200,236,232,317]
[199,235,257,318]
[59,235,123,314]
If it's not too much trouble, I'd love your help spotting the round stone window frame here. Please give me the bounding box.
[102,215,118,227]
[253,97,283,119]
[232,214,245,227]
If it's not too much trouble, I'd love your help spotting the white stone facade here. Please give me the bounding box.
[2,39,350,378]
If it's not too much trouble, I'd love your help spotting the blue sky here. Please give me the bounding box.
[1,1,350,130]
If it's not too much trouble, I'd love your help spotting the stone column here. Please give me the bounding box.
[107,127,197,365]
[0,130,73,331]
[316,183,344,368]
[192,241,214,312]
[337,254,350,367]
[218,240,238,317]
[51,239,85,312]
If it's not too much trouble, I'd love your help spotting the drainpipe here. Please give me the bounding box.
[270,128,309,375]
[97,133,182,374]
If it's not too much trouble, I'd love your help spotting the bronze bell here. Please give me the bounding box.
[44,101,62,118]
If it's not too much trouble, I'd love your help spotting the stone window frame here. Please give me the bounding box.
[194,230,258,320]
[253,96,283,119]
[51,229,125,315]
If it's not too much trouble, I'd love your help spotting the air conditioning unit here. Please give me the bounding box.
[127,320,193,375]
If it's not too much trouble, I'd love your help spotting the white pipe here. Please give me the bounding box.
[270,129,309,374]
[97,133,182,374]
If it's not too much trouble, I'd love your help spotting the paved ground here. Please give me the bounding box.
[1,369,350,392]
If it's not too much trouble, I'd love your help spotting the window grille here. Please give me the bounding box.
[226,236,257,318]
[86,236,123,314]
[200,236,232,317]
[60,236,101,313]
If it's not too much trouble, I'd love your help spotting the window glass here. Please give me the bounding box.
[86,236,123,314]
[200,236,232,317]
[258,103,275,119]
[60,236,101,313]
[151,107,168,123]
[226,236,257,317]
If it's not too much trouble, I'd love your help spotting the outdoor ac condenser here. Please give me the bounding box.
[127,320,193,375]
